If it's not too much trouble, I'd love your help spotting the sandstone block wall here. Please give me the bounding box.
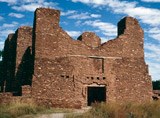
[0,8,153,108]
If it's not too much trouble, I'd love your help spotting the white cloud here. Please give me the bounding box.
[0,0,59,12]
[71,0,160,26]
[9,13,24,18]
[0,22,19,46]
[150,34,160,41]
[100,37,113,43]
[148,27,160,34]
[75,20,82,26]
[12,2,59,12]
[84,20,117,37]
[0,0,17,4]
[90,14,101,18]
[145,43,160,55]
[0,16,4,20]
[68,12,101,20]
[12,3,42,12]
[62,10,101,20]
[146,27,160,41]
[146,60,160,81]
[0,0,44,4]
[72,0,106,5]
[0,29,15,38]
[144,43,160,80]
[66,30,81,38]
[61,10,77,16]
[68,12,91,19]
[1,22,18,28]
[142,0,160,2]
[72,0,137,9]
[124,7,160,26]
[19,0,44,3]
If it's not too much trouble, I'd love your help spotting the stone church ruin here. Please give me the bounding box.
[0,8,153,108]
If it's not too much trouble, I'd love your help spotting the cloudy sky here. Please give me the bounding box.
[0,0,160,80]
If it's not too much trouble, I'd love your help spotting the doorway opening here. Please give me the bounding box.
[87,86,106,106]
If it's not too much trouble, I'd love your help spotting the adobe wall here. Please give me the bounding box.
[31,8,152,108]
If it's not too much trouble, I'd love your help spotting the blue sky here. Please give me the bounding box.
[0,0,160,80]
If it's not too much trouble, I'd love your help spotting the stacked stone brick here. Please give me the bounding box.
[0,8,153,108]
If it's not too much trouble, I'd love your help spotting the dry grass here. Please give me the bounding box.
[2,99,160,118]
[0,99,72,118]
[0,99,45,118]
[66,101,160,118]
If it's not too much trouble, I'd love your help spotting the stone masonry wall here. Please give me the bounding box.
[2,27,33,95]
[1,8,152,108]
[3,33,17,92]
[31,8,152,108]
[14,26,33,95]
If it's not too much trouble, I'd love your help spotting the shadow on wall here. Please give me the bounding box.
[2,33,17,93]
[13,47,34,96]
[0,33,34,96]
[0,61,3,92]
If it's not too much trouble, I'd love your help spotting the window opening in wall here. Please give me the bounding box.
[103,77,106,80]
[91,77,94,80]
[61,75,64,78]
[87,77,89,79]
[97,77,99,80]
[66,76,69,78]
[87,86,106,106]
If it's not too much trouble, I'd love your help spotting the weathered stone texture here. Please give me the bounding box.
[78,32,101,48]
[0,8,152,108]
[1,26,33,95]
[15,26,32,73]
[21,85,32,97]
[15,26,33,88]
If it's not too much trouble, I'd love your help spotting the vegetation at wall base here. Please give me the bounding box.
[0,100,42,118]
[1,99,160,118]
[0,99,72,118]
[66,101,160,118]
